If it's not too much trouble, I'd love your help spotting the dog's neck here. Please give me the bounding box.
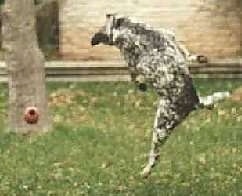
[111,20,176,67]
[113,30,143,67]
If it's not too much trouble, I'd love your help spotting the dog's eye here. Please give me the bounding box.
[115,18,125,28]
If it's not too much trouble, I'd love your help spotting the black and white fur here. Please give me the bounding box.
[91,14,230,177]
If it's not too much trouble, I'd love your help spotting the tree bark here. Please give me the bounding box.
[2,0,50,133]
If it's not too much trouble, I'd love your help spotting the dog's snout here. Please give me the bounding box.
[91,34,100,46]
[91,32,110,46]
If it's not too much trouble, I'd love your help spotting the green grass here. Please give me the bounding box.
[0,79,242,195]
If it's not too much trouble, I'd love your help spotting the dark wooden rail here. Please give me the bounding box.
[0,59,241,82]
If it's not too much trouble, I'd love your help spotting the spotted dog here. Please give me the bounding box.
[91,14,230,177]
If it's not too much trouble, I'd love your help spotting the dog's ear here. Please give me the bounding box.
[91,32,109,46]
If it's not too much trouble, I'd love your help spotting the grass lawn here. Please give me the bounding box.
[0,79,242,195]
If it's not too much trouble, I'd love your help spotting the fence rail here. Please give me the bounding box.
[0,59,241,82]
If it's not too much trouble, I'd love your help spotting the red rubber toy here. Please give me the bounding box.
[24,106,39,124]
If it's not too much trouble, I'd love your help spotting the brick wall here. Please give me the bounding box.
[59,0,241,60]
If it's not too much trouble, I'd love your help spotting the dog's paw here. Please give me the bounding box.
[140,165,151,178]
[138,83,147,92]
[197,55,208,63]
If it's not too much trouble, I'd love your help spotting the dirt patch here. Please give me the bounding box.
[230,87,242,102]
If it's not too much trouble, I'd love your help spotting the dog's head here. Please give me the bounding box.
[91,14,127,46]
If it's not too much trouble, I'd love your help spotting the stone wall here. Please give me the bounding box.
[59,0,241,60]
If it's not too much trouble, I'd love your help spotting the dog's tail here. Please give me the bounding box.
[198,91,230,109]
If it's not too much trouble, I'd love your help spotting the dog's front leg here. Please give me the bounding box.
[129,67,147,92]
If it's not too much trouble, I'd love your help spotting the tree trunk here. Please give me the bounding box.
[2,0,50,134]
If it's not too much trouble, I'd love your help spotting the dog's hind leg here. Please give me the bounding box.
[141,98,172,178]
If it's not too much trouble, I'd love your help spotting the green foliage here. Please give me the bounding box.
[0,79,241,195]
